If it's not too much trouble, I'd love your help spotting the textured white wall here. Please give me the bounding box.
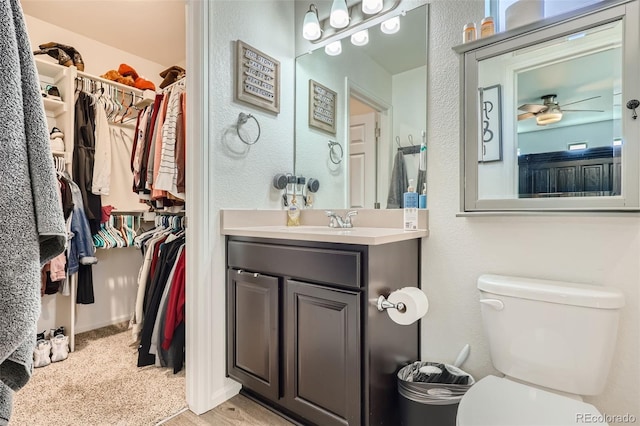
[24,15,166,87]
[207,0,296,405]
[425,1,639,422]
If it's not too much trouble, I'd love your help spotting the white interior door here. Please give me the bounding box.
[349,112,377,208]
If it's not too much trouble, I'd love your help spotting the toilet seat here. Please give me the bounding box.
[456,376,607,426]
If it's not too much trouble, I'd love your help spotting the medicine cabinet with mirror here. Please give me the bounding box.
[456,0,640,212]
[294,2,428,209]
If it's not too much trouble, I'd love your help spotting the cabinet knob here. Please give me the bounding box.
[237,269,244,274]
[253,273,260,278]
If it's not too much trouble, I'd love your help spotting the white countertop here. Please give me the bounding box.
[220,209,429,246]
[222,225,427,245]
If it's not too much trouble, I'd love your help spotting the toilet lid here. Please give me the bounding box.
[457,376,607,426]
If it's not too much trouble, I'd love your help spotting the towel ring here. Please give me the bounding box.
[236,112,261,145]
[328,140,343,164]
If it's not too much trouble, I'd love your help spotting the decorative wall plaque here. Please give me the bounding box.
[235,40,280,114]
[309,79,337,134]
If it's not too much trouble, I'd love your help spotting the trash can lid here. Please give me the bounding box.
[457,376,606,426]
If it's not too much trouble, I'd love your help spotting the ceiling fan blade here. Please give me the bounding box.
[518,103,547,113]
[518,112,536,120]
[561,109,605,112]
[561,95,602,107]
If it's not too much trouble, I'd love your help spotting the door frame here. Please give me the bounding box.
[346,79,393,209]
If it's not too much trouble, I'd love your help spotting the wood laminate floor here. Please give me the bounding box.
[161,395,294,426]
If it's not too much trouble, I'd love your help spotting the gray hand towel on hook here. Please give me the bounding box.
[387,151,408,209]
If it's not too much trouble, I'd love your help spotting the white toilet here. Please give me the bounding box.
[456,274,625,426]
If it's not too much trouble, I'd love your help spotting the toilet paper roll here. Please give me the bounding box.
[505,0,544,31]
[387,287,429,325]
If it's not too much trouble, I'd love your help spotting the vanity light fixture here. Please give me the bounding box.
[303,4,322,40]
[381,15,401,34]
[330,0,350,29]
[325,40,343,56]
[301,0,402,46]
[362,0,383,15]
[351,29,369,46]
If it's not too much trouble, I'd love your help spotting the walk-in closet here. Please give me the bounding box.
[11,2,188,424]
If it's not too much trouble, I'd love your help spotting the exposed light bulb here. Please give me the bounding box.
[325,40,342,56]
[362,0,383,14]
[381,16,401,34]
[330,0,349,29]
[351,29,369,46]
[302,6,321,40]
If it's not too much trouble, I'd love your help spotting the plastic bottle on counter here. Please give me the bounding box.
[463,22,477,43]
[480,16,495,38]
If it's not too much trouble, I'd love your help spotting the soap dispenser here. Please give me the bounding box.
[419,183,427,209]
[404,179,418,208]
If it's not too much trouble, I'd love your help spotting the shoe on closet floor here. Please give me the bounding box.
[33,333,51,368]
[50,334,69,362]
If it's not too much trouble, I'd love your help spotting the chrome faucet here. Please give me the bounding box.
[324,210,358,228]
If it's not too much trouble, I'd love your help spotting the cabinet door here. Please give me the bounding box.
[285,280,361,426]
[227,269,280,401]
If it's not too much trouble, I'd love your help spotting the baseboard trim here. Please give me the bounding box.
[187,380,241,415]
[74,314,131,334]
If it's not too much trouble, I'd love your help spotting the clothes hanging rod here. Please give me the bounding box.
[398,145,421,155]
[76,70,154,96]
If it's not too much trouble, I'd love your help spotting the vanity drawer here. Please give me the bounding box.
[227,240,361,288]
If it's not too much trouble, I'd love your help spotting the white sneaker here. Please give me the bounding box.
[50,137,65,152]
[50,335,69,362]
[33,340,52,368]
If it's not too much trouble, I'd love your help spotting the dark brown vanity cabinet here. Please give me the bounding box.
[226,236,420,426]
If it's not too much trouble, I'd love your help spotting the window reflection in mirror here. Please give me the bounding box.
[477,19,622,200]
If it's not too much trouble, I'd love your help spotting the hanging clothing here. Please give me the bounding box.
[73,91,102,234]
[101,127,144,211]
[91,100,112,195]
[0,0,66,421]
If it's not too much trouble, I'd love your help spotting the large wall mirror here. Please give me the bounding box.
[294,3,428,209]
[457,0,639,212]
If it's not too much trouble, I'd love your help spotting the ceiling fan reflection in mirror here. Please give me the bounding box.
[517,94,604,126]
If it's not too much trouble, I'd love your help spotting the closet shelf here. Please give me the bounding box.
[35,58,69,82]
[43,97,66,117]
[76,70,155,109]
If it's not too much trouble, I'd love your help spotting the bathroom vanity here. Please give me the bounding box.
[222,210,428,426]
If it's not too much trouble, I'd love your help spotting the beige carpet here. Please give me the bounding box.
[10,323,186,426]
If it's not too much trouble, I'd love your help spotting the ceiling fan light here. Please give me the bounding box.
[330,0,349,29]
[351,29,369,46]
[362,0,383,14]
[536,111,563,125]
[381,16,401,34]
[325,40,342,56]
[302,5,321,41]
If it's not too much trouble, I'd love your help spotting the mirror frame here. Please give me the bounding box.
[455,0,640,212]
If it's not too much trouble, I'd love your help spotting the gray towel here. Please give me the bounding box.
[387,151,408,209]
[0,0,66,422]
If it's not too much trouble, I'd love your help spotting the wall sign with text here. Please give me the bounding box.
[309,80,337,134]
[235,40,280,114]
[478,84,502,162]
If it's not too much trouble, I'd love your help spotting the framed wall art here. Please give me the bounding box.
[309,79,337,134]
[478,84,502,162]
[235,40,280,114]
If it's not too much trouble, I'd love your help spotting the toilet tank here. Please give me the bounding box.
[477,274,625,396]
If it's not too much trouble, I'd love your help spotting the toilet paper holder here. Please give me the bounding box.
[377,295,406,313]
